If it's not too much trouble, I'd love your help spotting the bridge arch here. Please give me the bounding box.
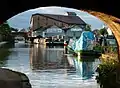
[83,10,120,60]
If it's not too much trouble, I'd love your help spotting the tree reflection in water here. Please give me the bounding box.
[0,43,14,67]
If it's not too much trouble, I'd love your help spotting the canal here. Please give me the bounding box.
[0,42,100,88]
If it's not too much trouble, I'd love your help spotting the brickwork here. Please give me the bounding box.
[85,10,120,60]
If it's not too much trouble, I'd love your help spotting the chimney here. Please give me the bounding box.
[67,12,77,16]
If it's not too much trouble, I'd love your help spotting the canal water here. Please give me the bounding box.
[0,42,100,88]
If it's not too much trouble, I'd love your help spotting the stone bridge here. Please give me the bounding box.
[11,32,28,39]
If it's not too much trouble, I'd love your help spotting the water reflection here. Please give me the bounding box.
[73,57,100,79]
[29,44,100,80]
[0,43,14,67]
[29,44,69,70]
[0,43,100,88]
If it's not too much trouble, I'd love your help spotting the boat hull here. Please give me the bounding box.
[67,46,101,58]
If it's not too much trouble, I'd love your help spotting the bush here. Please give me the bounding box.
[93,44,104,53]
[96,59,120,88]
[93,44,117,54]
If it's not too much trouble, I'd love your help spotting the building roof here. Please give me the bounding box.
[31,13,87,25]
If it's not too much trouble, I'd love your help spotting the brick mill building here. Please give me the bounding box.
[29,12,87,38]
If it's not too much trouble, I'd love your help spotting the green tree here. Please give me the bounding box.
[0,21,12,41]
[85,24,92,31]
[99,27,108,36]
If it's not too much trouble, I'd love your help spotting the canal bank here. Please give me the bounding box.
[0,41,7,47]
[0,68,31,88]
[0,41,32,88]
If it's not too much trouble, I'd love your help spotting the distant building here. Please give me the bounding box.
[19,28,26,32]
[29,12,86,38]
[67,12,77,16]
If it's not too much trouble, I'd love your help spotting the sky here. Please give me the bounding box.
[7,6,106,30]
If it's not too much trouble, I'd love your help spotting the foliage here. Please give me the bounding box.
[0,22,13,41]
[105,46,117,53]
[85,24,92,31]
[96,52,120,88]
[93,44,117,54]
[0,22,11,34]
[93,44,103,52]
[96,59,120,88]
[99,27,108,36]
[95,37,119,88]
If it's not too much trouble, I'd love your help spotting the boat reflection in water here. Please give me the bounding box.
[67,54,101,80]
[29,44,100,80]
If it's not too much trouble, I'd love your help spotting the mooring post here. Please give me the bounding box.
[64,42,68,54]
[64,30,68,54]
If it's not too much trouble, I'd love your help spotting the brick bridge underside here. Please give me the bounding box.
[83,10,120,61]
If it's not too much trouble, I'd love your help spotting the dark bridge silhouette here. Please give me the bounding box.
[1,0,119,22]
[11,32,28,37]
